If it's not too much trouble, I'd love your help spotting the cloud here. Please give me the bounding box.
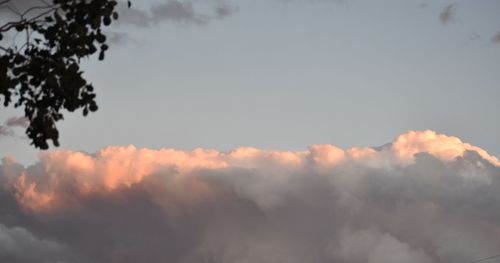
[335,227,433,263]
[439,3,458,25]
[5,117,28,128]
[0,126,13,137]
[491,32,500,44]
[0,223,73,263]
[0,117,27,140]
[116,0,238,28]
[468,32,481,42]
[0,0,238,47]
[0,130,499,262]
[419,3,429,9]
[105,31,131,46]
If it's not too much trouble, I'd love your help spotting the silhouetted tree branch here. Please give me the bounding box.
[0,0,130,149]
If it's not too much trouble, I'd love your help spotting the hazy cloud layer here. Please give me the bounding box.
[0,130,499,262]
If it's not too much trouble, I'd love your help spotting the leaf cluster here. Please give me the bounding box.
[0,0,130,149]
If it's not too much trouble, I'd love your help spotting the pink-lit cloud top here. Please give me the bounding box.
[1,130,499,263]
[8,130,499,212]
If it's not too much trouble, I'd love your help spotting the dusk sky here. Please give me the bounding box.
[1,1,500,263]
[1,0,500,164]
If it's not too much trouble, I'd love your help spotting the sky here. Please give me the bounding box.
[1,1,500,263]
[1,0,500,164]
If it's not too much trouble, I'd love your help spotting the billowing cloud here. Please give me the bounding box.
[439,3,458,25]
[1,130,499,262]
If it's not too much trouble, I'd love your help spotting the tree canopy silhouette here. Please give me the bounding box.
[0,0,129,149]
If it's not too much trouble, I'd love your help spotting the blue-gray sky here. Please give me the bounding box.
[1,0,500,164]
[1,3,500,261]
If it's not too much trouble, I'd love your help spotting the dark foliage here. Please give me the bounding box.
[0,0,130,149]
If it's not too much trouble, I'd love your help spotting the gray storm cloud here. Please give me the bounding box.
[0,130,499,263]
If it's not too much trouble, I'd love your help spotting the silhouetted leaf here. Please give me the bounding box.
[0,0,131,149]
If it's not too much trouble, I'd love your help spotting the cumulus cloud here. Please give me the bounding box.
[116,0,238,27]
[0,130,499,263]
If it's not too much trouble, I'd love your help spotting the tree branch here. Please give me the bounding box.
[0,5,59,32]
[21,4,54,19]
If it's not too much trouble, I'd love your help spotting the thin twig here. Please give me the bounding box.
[469,254,500,263]
[0,5,59,32]
[22,5,54,19]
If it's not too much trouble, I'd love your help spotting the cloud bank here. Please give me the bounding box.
[1,130,499,263]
